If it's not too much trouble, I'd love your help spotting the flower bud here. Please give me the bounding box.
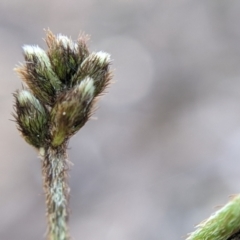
[71,51,111,95]
[50,77,95,147]
[46,30,80,85]
[13,90,49,148]
[15,45,62,105]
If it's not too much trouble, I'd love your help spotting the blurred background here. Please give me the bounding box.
[1,0,240,239]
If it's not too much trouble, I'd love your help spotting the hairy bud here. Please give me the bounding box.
[46,31,80,85]
[15,45,62,105]
[13,90,49,148]
[71,51,111,95]
[50,77,95,147]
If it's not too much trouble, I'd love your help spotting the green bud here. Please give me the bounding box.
[50,77,95,147]
[13,90,49,148]
[71,51,111,95]
[15,45,62,105]
[46,30,80,85]
[81,51,110,75]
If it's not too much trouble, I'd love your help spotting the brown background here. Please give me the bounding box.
[1,0,240,239]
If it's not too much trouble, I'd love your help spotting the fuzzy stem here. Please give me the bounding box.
[41,145,70,240]
[186,195,240,240]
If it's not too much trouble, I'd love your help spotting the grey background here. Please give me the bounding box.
[1,0,240,239]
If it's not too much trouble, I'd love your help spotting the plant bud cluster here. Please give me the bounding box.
[14,30,112,148]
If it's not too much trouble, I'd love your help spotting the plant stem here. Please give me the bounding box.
[186,195,240,240]
[41,144,70,240]
[13,30,112,239]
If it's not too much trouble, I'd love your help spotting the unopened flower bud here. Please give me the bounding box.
[50,77,95,147]
[46,30,80,85]
[13,90,49,148]
[15,45,62,105]
[72,51,111,95]
[81,51,110,73]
